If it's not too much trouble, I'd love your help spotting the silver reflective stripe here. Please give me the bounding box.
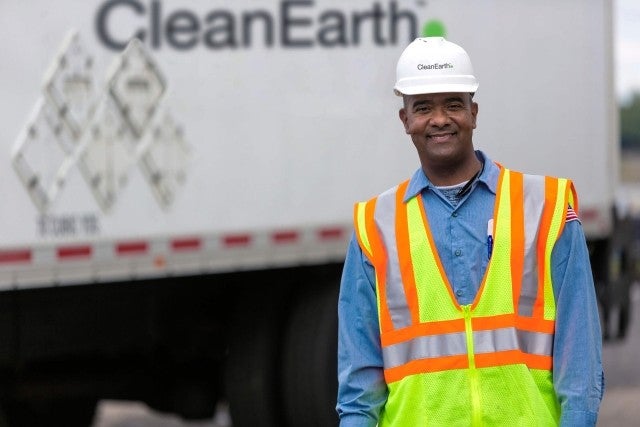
[374,186,412,329]
[383,328,553,368]
[474,328,553,356]
[518,330,554,356]
[382,331,467,369]
[474,328,518,354]
[519,174,545,316]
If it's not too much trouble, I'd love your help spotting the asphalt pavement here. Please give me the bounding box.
[598,283,640,426]
[92,401,227,427]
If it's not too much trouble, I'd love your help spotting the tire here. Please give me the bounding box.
[596,281,612,341]
[224,290,286,427]
[2,397,97,427]
[146,369,219,420]
[282,282,339,427]
[617,279,632,339]
[0,406,9,427]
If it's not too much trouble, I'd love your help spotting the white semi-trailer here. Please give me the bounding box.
[0,1,633,425]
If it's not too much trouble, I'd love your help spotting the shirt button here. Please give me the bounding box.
[452,212,458,217]
[455,249,462,256]
[456,289,463,296]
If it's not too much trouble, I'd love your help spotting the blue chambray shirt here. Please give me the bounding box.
[337,151,604,427]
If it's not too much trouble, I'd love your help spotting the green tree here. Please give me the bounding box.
[621,92,640,150]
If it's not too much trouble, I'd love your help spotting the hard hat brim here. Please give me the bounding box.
[394,82,479,97]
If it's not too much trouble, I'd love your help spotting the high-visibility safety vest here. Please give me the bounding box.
[353,166,578,426]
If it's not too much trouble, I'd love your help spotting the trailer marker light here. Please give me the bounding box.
[171,238,202,251]
[57,245,92,259]
[223,234,252,247]
[272,230,299,244]
[0,250,32,264]
[318,227,344,240]
[117,241,149,255]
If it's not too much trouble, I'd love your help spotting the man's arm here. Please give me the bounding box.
[551,219,605,426]
[336,234,388,427]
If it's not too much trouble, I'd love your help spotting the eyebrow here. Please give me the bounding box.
[411,96,466,108]
[445,96,466,103]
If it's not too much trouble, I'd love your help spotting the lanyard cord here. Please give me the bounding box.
[456,169,480,198]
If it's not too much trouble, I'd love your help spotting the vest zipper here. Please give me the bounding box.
[463,305,483,427]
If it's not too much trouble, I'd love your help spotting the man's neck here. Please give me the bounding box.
[423,154,483,187]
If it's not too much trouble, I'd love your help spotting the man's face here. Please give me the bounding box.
[399,92,478,169]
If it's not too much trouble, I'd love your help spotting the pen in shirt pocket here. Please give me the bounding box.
[487,219,494,260]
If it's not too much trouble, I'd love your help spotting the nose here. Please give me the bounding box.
[429,106,450,127]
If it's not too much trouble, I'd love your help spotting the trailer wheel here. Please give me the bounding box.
[2,397,97,427]
[614,270,632,340]
[590,237,633,341]
[224,290,286,427]
[618,296,631,339]
[282,282,339,427]
[146,369,219,420]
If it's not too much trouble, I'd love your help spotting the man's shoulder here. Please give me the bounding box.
[359,174,417,204]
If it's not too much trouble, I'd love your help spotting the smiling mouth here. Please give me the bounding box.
[427,132,456,143]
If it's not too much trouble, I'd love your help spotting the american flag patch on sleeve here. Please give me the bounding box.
[566,205,580,223]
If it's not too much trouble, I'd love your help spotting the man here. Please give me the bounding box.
[336,37,604,426]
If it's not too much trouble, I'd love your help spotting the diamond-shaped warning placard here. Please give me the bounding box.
[107,38,166,138]
[14,33,187,214]
[138,110,190,208]
[77,96,137,212]
[12,99,74,212]
[43,31,98,139]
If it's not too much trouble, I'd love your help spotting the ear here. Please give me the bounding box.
[399,108,410,133]
[471,101,478,129]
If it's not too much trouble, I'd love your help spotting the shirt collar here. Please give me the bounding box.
[403,150,500,203]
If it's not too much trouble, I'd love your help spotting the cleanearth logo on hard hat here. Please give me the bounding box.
[417,62,453,70]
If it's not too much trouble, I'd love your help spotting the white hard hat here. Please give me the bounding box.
[394,37,479,96]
